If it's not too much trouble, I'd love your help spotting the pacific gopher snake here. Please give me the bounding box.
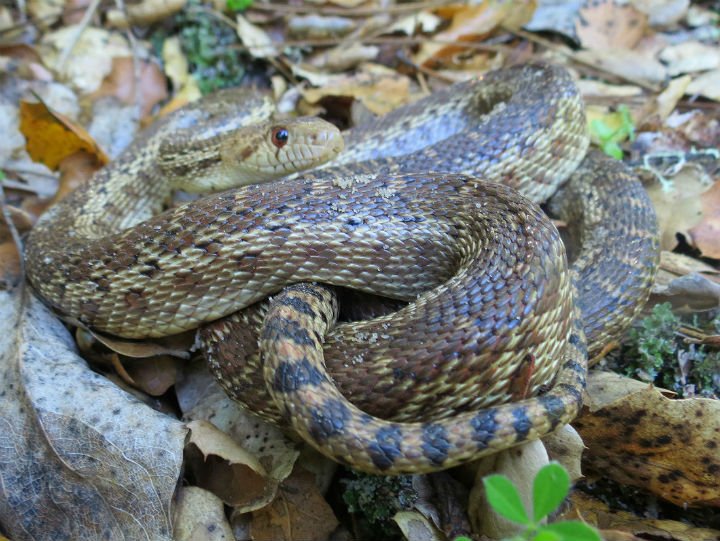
[25,63,659,473]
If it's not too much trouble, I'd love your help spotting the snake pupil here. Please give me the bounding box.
[271,127,289,148]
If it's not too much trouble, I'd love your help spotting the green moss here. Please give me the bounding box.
[174,0,250,94]
[621,302,720,397]
[341,471,417,539]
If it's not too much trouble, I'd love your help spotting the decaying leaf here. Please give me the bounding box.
[185,419,268,509]
[37,26,131,93]
[651,251,720,311]
[565,491,720,541]
[575,373,720,507]
[645,165,713,251]
[413,1,534,68]
[173,486,234,541]
[300,65,412,115]
[91,57,169,119]
[394,511,446,541]
[688,178,720,258]
[0,288,186,540]
[19,98,109,171]
[250,466,339,541]
[542,424,585,482]
[576,0,648,51]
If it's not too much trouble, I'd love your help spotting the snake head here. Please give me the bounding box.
[216,117,344,187]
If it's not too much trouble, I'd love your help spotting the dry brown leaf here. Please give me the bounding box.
[413,0,535,68]
[106,0,185,27]
[576,0,648,51]
[688,178,720,258]
[630,0,688,26]
[0,242,22,290]
[301,67,412,115]
[250,466,339,541]
[0,288,186,540]
[50,150,105,204]
[574,49,666,84]
[651,251,720,311]
[182,385,300,512]
[118,355,178,396]
[19,98,109,171]
[564,492,720,541]
[185,419,268,508]
[91,57,168,119]
[81,326,192,359]
[575,376,720,507]
[173,486,234,541]
[645,166,711,251]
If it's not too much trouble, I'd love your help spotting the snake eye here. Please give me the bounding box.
[271,127,289,148]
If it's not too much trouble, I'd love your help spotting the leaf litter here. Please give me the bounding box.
[1,0,720,539]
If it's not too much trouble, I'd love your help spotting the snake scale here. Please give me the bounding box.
[25,63,659,474]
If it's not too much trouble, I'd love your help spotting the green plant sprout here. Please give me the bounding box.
[589,105,636,160]
[226,0,253,11]
[477,463,602,541]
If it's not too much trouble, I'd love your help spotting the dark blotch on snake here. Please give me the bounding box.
[421,424,450,467]
[368,426,404,471]
[271,356,326,393]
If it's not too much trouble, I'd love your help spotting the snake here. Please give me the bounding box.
[24,63,659,474]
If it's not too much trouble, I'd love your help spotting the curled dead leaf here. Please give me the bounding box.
[249,466,339,541]
[19,98,109,171]
[185,419,268,509]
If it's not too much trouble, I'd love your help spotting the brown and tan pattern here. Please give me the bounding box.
[24,63,659,473]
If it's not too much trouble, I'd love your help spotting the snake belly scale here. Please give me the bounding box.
[24,63,659,473]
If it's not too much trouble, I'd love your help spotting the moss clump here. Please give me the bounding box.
[174,0,251,94]
[341,471,417,539]
[622,302,720,397]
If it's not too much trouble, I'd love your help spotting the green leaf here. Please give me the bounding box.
[532,463,569,521]
[602,141,623,160]
[541,521,603,541]
[618,105,636,142]
[589,119,616,141]
[532,529,562,541]
[483,475,530,524]
[226,0,253,10]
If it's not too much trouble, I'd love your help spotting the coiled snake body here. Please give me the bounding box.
[25,64,659,473]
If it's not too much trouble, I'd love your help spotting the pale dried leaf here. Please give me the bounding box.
[574,49,667,84]
[660,41,720,76]
[394,511,445,541]
[235,14,275,59]
[469,440,549,538]
[0,288,186,540]
[185,419,267,508]
[542,424,584,481]
[685,68,720,101]
[173,486,234,541]
[630,0,688,26]
[287,14,356,39]
[184,388,299,512]
[37,26,131,93]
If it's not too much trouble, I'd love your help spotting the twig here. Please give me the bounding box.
[55,0,102,73]
[250,0,452,17]
[229,35,513,55]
